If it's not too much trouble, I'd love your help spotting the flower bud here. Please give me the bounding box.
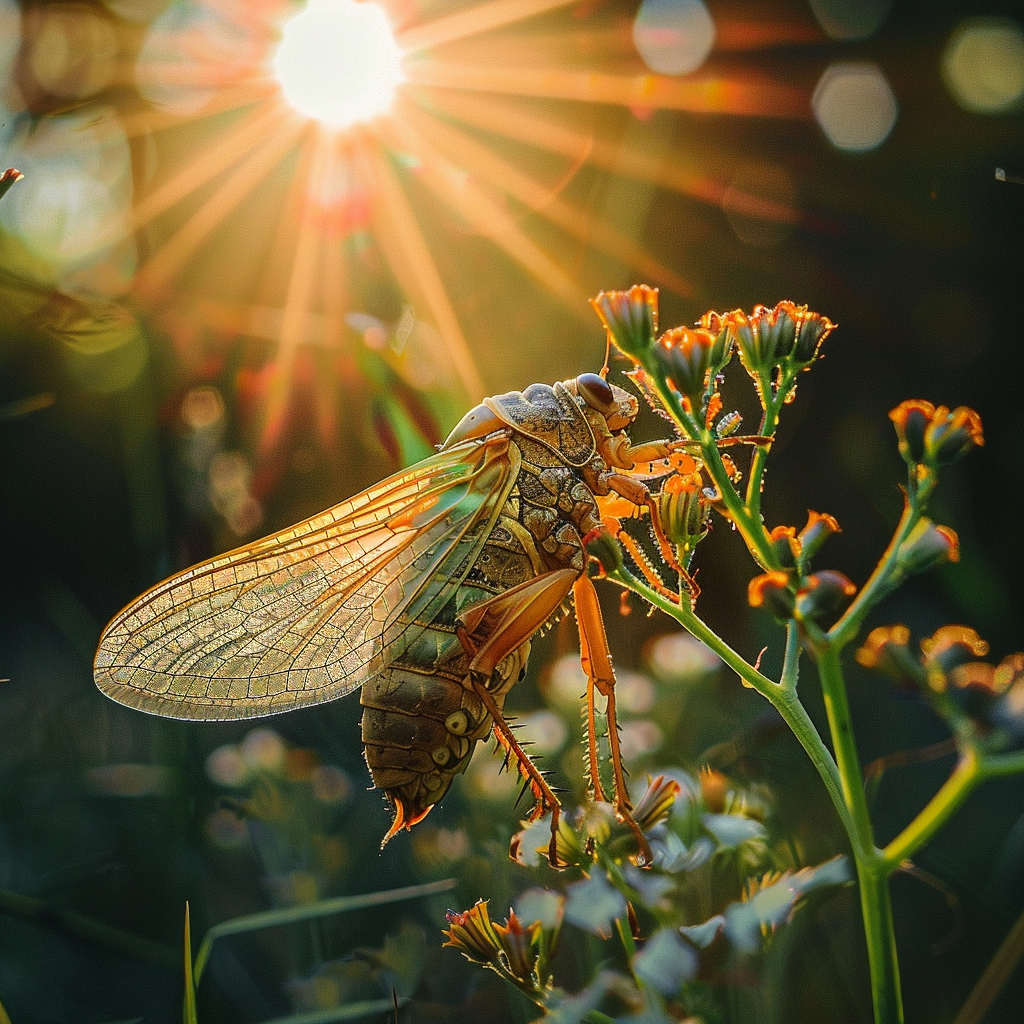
[698,310,736,375]
[444,900,548,993]
[653,326,716,405]
[926,405,985,466]
[653,466,709,557]
[991,654,1024,747]
[896,519,959,574]
[585,526,623,573]
[993,652,1024,694]
[590,286,658,361]
[767,301,799,359]
[748,571,796,619]
[768,525,800,569]
[948,662,1001,727]
[0,167,23,203]
[631,774,681,832]
[856,625,925,687]
[920,625,989,678]
[794,570,856,625]
[797,510,841,565]
[790,309,835,365]
[727,308,771,377]
[890,400,984,470]
[889,400,933,466]
[444,900,505,964]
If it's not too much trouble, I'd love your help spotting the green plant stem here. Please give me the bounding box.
[697,431,777,570]
[647,375,777,570]
[812,636,903,1024]
[881,748,981,870]
[856,861,904,1024]
[880,746,1024,871]
[781,620,801,691]
[829,477,935,648]
[745,391,783,518]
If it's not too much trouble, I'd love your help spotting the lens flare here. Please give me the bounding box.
[272,0,404,128]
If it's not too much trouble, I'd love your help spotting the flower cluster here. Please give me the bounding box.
[446,771,842,1017]
[745,510,852,626]
[714,301,833,375]
[857,625,1024,749]
[890,400,984,476]
[443,901,554,999]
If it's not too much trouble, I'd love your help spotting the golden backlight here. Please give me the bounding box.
[272,0,405,128]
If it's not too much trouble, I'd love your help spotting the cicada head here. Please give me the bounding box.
[566,372,638,432]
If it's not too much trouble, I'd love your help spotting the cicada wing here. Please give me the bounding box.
[94,435,515,721]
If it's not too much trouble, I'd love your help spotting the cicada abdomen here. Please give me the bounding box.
[360,578,531,839]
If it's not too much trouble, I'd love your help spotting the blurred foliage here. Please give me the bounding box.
[2,0,1024,1021]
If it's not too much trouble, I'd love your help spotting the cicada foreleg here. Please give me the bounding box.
[603,470,698,604]
[574,573,652,866]
[455,569,579,867]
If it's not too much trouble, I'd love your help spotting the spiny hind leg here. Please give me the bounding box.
[454,568,579,866]
[573,572,652,866]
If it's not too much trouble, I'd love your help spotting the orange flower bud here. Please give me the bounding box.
[920,625,989,678]
[748,571,796,619]
[653,325,716,404]
[896,519,959,574]
[856,625,925,687]
[926,405,984,466]
[590,286,658,361]
[890,400,984,470]
[797,510,841,564]
[768,525,800,568]
[794,570,856,625]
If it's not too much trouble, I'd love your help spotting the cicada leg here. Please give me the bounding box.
[455,568,579,867]
[605,471,698,604]
[573,572,652,866]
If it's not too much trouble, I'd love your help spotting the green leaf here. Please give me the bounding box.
[193,878,455,982]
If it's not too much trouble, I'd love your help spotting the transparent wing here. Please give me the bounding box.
[94,435,515,721]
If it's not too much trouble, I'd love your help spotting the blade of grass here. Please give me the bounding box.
[0,887,178,968]
[952,905,1024,1024]
[183,903,198,1024]
[0,990,11,1024]
[261,998,404,1023]
[193,878,457,983]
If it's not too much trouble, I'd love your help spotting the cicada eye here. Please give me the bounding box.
[577,372,615,414]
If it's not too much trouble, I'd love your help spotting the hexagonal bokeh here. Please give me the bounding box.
[942,18,1024,113]
[812,61,899,152]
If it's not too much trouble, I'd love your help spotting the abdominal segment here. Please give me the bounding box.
[359,615,529,841]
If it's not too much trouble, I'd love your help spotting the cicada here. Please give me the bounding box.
[94,373,685,862]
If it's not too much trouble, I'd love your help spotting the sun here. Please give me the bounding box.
[98,0,810,455]
[272,0,405,128]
